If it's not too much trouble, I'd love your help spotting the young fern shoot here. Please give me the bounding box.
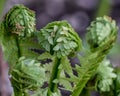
[0,5,37,68]
[72,16,118,96]
[0,4,118,96]
[0,5,44,96]
[36,21,82,95]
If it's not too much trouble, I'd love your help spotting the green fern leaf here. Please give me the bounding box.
[60,56,73,76]
[0,22,19,69]
[11,57,46,95]
[96,59,116,92]
[37,52,53,60]
[19,38,41,59]
[72,50,105,96]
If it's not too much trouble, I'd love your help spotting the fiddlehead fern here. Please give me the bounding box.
[0,4,38,69]
[0,5,42,96]
[11,57,45,96]
[37,21,81,58]
[4,4,36,38]
[72,16,118,96]
[87,16,118,53]
[0,4,118,96]
[37,21,82,95]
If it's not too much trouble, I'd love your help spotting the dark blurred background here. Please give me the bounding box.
[0,0,120,96]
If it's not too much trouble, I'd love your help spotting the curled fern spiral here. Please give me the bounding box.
[87,16,118,52]
[4,4,36,38]
[37,21,82,58]
[11,57,45,95]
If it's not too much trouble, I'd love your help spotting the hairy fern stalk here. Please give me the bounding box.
[0,5,119,96]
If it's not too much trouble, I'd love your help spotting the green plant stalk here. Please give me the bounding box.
[15,38,21,58]
[11,37,32,96]
[11,38,23,96]
[48,57,61,95]
[72,65,98,96]
[72,55,104,96]
[95,0,111,17]
[0,0,6,21]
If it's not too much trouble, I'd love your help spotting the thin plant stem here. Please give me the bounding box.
[95,0,111,17]
[48,57,61,95]
[0,0,6,21]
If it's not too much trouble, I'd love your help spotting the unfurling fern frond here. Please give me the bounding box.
[36,21,82,96]
[4,4,36,38]
[0,5,39,69]
[72,16,118,96]
[87,16,118,53]
[37,21,82,58]
[0,4,118,96]
[11,57,45,95]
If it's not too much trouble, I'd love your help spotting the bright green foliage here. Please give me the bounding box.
[72,51,105,96]
[0,4,119,96]
[96,59,116,92]
[4,4,36,38]
[87,16,118,52]
[0,22,39,69]
[71,16,118,96]
[37,52,54,82]
[37,21,82,58]
[19,38,41,59]
[60,56,73,76]
[1,35,19,68]
[0,5,39,69]
[11,57,45,95]
[0,0,6,20]
[54,56,75,91]
[37,52,53,60]
[0,22,19,68]
[36,21,82,95]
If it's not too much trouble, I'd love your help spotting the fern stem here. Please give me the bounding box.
[16,38,21,57]
[72,55,104,96]
[0,0,6,20]
[72,78,91,96]
[48,57,61,95]
[95,0,111,17]
[12,37,23,96]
